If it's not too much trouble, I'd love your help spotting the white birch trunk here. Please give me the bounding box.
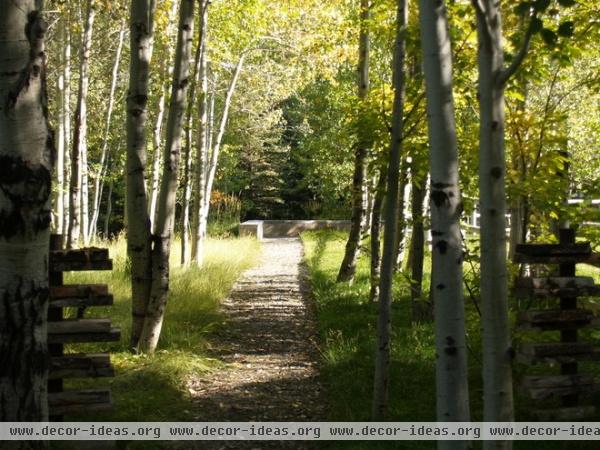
[474,0,536,440]
[138,0,195,353]
[337,0,370,283]
[89,21,125,242]
[181,24,204,266]
[0,2,52,425]
[418,0,470,439]
[80,0,95,246]
[68,0,95,248]
[149,86,165,231]
[148,0,178,232]
[62,17,72,238]
[200,53,245,244]
[55,18,66,235]
[126,0,155,349]
[191,0,209,266]
[372,0,407,420]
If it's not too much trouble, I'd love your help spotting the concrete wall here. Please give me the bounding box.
[240,220,351,238]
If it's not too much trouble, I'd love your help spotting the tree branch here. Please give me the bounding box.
[471,0,493,49]
[496,12,537,87]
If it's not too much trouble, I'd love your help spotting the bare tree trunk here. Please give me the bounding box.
[474,0,536,438]
[190,0,209,266]
[409,174,428,322]
[337,0,371,283]
[393,158,409,270]
[181,23,204,266]
[149,86,165,230]
[369,168,386,302]
[0,2,52,429]
[419,0,470,436]
[337,0,370,283]
[148,0,178,233]
[126,0,156,350]
[104,177,113,238]
[138,0,195,353]
[372,0,406,420]
[62,17,72,238]
[89,21,125,242]
[67,0,95,248]
[55,17,67,235]
[198,52,245,258]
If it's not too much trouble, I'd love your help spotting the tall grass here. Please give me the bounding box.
[62,235,260,425]
[301,230,600,450]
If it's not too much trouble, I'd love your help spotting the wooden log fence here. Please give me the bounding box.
[48,235,119,419]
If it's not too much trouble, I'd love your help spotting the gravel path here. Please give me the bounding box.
[186,238,325,449]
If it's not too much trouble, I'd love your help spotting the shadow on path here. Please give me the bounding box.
[186,238,325,449]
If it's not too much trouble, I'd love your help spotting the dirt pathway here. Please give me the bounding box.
[187,238,325,448]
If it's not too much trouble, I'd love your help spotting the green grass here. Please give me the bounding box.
[60,235,260,427]
[301,230,600,450]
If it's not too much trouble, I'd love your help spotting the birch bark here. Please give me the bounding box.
[372,0,407,420]
[138,0,195,353]
[418,0,470,439]
[0,1,52,428]
[337,0,370,283]
[126,0,155,349]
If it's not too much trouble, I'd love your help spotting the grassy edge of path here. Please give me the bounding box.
[60,236,261,427]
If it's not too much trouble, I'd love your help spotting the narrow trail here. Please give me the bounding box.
[187,238,325,449]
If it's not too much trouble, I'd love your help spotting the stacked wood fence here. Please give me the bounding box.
[513,228,600,419]
[48,235,119,419]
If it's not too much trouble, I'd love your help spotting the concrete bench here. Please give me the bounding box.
[239,220,351,240]
[239,220,263,239]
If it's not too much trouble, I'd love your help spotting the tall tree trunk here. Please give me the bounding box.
[0,2,52,428]
[475,0,536,437]
[190,0,209,266]
[62,16,72,238]
[369,168,386,302]
[104,177,113,238]
[138,0,195,353]
[409,174,427,322]
[198,52,245,260]
[55,17,66,235]
[337,0,370,283]
[89,21,125,242]
[148,1,178,232]
[393,158,409,270]
[126,0,155,350]
[149,85,166,230]
[181,19,205,266]
[418,0,470,436]
[67,0,95,248]
[372,0,407,420]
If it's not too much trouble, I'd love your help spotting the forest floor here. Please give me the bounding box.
[184,237,325,449]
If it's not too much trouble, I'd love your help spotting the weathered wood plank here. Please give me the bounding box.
[520,342,593,357]
[516,345,600,365]
[49,353,114,379]
[522,374,594,389]
[48,389,113,416]
[48,319,112,335]
[514,254,594,264]
[514,277,595,289]
[515,243,591,257]
[50,248,112,272]
[47,328,121,344]
[513,286,600,299]
[523,382,600,400]
[535,406,595,421]
[51,284,109,298]
[49,294,113,308]
[517,309,599,330]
